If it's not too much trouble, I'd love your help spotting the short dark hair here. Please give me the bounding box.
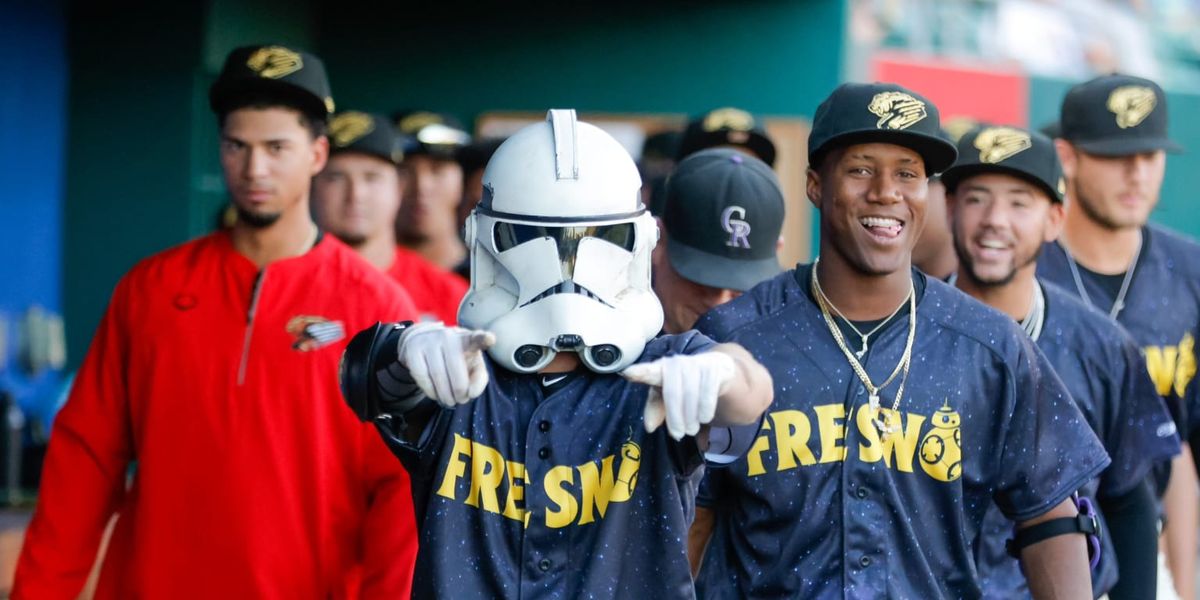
[215,90,327,139]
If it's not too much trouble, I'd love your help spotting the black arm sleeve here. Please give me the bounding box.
[1100,477,1158,600]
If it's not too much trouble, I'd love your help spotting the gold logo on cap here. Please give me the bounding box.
[942,116,980,143]
[329,112,375,147]
[398,111,443,135]
[324,97,336,114]
[1057,177,1066,196]
[246,46,303,79]
[973,127,1032,164]
[868,92,927,131]
[702,108,755,132]
[1107,85,1157,129]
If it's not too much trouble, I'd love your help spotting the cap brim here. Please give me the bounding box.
[666,238,782,292]
[209,78,329,121]
[1071,136,1184,156]
[811,129,958,174]
[941,164,1062,203]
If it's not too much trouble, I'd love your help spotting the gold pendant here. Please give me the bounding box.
[868,394,897,438]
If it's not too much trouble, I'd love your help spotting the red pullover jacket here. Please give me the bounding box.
[386,246,467,325]
[15,232,419,599]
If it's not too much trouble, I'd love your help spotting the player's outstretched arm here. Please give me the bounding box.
[622,343,773,440]
[341,321,494,442]
[1017,498,1093,600]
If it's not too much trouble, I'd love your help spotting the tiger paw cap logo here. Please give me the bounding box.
[703,107,756,143]
[330,112,375,147]
[246,46,304,80]
[868,91,928,130]
[1107,85,1157,129]
[919,401,962,482]
[286,315,345,352]
[974,127,1032,164]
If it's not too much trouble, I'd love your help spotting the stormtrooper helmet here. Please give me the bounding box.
[458,109,663,373]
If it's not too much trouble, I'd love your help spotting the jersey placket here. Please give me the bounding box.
[840,380,890,597]
[519,381,571,598]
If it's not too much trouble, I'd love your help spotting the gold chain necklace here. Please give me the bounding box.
[810,257,917,438]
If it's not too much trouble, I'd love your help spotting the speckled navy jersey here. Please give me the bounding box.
[976,280,1180,599]
[693,266,1109,599]
[1039,225,1200,434]
[376,331,736,599]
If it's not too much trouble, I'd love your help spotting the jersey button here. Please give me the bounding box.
[859,555,872,568]
[855,487,868,499]
[539,420,551,432]
[539,558,552,572]
[539,447,551,459]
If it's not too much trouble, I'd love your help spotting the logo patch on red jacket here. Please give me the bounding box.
[286,316,345,352]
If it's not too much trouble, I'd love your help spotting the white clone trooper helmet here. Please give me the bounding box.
[459,109,663,373]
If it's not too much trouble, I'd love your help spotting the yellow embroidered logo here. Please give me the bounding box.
[1107,85,1157,129]
[285,315,345,352]
[703,108,756,144]
[398,111,442,134]
[436,433,642,528]
[974,126,1032,164]
[1146,333,1197,398]
[323,97,336,114]
[246,46,303,79]
[868,91,927,131]
[744,401,962,482]
[329,112,375,147]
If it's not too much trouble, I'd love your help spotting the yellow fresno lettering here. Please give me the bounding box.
[1145,333,1197,398]
[436,435,643,529]
[746,402,959,482]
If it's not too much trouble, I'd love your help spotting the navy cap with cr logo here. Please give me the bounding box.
[1060,73,1183,156]
[807,82,957,174]
[662,148,784,292]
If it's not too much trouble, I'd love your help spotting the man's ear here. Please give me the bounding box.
[805,167,822,210]
[1044,200,1066,243]
[1055,140,1077,182]
[310,135,330,175]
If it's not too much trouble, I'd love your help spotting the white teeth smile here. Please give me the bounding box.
[859,217,902,228]
[979,240,1008,249]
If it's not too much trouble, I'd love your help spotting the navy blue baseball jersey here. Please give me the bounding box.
[693,265,1109,599]
[376,331,750,599]
[976,280,1180,599]
[1039,225,1200,434]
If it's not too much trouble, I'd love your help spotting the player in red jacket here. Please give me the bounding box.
[314,110,468,324]
[14,45,419,599]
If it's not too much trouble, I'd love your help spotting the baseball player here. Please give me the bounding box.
[943,124,1179,598]
[689,82,1109,598]
[653,148,784,335]
[314,110,468,323]
[1036,73,1200,598]
[393,110,472,271]
[339,109,773,598]
[14,46,420,598]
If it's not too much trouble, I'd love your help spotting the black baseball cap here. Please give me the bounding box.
[941,125,1064,203]
[662,148,784,292]
[1060,74,1182,156]
[328,111,404,165]
[393,110,472,160]
[808,82,957,174]
[677,108,777,167]
[209,44,334,121]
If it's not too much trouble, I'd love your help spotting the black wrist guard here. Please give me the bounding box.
[339,321,419,422]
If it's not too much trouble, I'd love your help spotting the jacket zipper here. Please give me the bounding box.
[237,269,267,385]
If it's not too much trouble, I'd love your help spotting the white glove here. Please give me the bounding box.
[621,351,736,440]
[397,322,496,408]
